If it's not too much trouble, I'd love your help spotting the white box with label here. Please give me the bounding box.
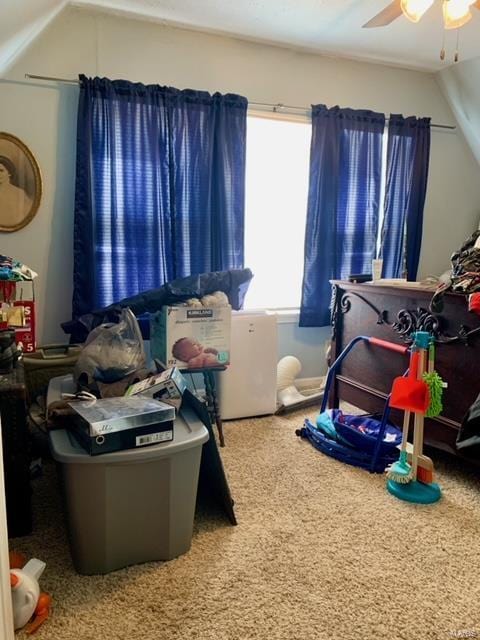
[150,306,231,369]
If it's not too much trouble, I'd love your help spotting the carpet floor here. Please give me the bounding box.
[10,408,480,640]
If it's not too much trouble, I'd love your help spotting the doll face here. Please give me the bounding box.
[172,338,203,362]
[0,163,11,185]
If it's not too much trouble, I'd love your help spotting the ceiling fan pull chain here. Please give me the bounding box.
[454,28,460,62]
[440,29,446,61]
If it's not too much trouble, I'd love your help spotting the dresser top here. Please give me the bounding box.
[331,278,444,296]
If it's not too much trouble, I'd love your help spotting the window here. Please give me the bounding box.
[245,113,422,312]
[244,115,311,309]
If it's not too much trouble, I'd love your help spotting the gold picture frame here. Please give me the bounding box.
[0,132,42,232]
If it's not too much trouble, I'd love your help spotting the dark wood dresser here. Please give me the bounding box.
[329,280,480,461]
[0,362,32,536]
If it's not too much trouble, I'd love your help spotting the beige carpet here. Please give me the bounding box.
[11,408,480,640]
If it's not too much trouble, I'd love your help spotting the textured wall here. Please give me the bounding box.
[1,7,479,374]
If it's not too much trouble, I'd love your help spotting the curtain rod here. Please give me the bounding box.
[24,74,456,131]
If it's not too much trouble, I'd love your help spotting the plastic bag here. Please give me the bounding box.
[74,308,146,384]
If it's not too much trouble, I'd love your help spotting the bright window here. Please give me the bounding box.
[244,115,311,309]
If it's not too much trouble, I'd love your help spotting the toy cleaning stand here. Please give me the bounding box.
[386,331,442,504]
[296,336,410,473]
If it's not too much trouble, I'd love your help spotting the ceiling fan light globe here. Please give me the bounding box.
[401,0,435,22]
[443,0,474,28]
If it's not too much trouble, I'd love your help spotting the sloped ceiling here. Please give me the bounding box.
[0,0,67,76]
[2,0,480,76]
[438,58,480,165]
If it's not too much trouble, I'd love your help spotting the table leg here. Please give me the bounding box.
[203,370,225,447]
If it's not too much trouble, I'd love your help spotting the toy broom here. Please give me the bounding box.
[386,409,413,484]
[386,332,442,504]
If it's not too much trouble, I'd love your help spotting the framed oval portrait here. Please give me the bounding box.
[0,132,42,232]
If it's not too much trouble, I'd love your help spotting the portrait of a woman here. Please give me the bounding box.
[0,156,33,227]
[0,133,42,233]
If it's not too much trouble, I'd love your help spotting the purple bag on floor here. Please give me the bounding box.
[331,409,402,456]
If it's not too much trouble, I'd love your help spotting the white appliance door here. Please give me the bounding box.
[218,312,278,420]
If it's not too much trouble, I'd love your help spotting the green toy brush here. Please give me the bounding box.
[386,409,413,484]
[422,342,444,418]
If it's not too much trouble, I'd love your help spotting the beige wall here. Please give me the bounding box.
[1,6,479,346]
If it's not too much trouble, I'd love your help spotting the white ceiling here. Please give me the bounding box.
[2,0,480,75]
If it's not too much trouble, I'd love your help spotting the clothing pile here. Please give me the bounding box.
[0,255,37,282]
[430,231,480,314]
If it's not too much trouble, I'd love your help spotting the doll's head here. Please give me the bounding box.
[172,337,219,368]
[172,337,203,362]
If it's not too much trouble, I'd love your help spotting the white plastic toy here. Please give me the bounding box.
[10,558,51,633]
[276,355,325,413]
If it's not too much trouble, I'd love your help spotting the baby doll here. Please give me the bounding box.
[172,337,219,368]
[184,291,230,309]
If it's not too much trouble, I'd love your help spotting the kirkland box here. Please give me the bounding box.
[150,306,231,369]
[125,367,187,410]
[69,396,175,455]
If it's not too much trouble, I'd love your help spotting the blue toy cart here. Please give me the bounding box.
[296,336,410,473]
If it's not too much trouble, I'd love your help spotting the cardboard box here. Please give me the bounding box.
[69,396,175,456]
[125,367,187,410]
[150,305,231,369]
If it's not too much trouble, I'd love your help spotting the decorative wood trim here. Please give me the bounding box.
[436,324,480,346]
[0,419,14,640]
[330,284,340,341]
[336,375,461,431]
[393,307,440,342]
[339,291,390,326]
[333,282,480,345]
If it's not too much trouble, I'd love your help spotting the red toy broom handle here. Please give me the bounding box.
[409,350,419,379]
[368,337,409,355]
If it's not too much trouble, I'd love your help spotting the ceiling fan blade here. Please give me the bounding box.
[362,0,403,28]
[474,0,480,10]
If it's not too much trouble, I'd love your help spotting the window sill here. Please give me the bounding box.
[244,307,300,324]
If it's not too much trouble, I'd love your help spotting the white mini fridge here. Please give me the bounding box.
[217,311,278,420]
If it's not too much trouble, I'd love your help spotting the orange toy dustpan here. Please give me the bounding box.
[390,350,430,414]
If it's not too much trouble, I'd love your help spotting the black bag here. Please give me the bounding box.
[456,391,480,455]
[62,268,253,343]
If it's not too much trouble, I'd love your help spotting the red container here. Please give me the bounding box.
[14,300,36,354]
[0,280,36,353]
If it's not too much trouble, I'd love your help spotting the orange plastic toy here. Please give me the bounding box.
[390,350,430,414]
[9,551,52,634]
[24,593,52,635]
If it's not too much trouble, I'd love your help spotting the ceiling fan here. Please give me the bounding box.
[363,0,480,29]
